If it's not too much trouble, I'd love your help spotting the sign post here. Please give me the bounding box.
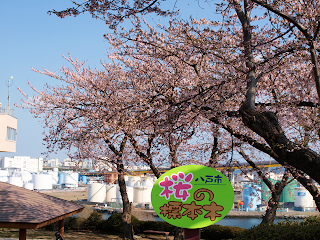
[151,165,234,238]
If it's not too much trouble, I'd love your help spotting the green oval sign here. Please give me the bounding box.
[151,165,234,229]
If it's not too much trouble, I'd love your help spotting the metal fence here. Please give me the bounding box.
[0,107,14,116]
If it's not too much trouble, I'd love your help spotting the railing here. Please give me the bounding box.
[0,107,14,117]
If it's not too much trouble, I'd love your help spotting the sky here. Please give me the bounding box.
[0,1,220,163]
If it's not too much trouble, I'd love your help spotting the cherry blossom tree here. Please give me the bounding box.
[17,0,320,231]
[50,0,320,188]
[18,55,146,240]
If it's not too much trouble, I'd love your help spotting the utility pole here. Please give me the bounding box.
[7,76,13,114]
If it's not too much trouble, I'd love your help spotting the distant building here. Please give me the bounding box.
[0,156,43,172]
[0,105,17,153]
[47,158,59,168]
[63,158,92,168]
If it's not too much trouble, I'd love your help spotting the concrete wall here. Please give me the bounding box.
[0,114,17,152]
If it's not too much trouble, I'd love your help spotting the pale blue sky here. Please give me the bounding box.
[0,1,219,162]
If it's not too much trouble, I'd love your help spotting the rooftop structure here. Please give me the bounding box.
[0,181,84,239]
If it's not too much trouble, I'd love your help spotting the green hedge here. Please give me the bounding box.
[235,216,320,240]
[138,221,175,235]
[59,211,244,239]
[201,225,245,240]
[43,212,320,240]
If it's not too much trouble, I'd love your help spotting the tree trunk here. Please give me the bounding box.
[174,226,184,240]
[238,149,288,224]
[239,102,320,185]
[105,136,134,240]
[117,163,134,240]
[261,181,286,224]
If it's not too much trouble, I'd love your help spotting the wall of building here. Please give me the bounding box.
[0,114,17,152]
[1,156,43,172]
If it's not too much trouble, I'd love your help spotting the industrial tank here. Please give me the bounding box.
[141,176,153,187]
[133,186,152,204]
[280,180,297,202]
[14,171,32,183]
[7,176,23,187]
[115,185,133,203]
[33,174,53,190]
[294,187,315,209]
[261,179,277,202]
[58,172,64,185]
[87,183,106,203]
[0,170,9,182]
[23,182,34,190]
[80,175,87,184]
[261,178,296,203]
[63,172,78,188]
[106,184,117,202]
[47,171,59,185]
[243,184,261,211]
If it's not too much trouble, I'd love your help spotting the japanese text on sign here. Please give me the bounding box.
[159,188,224,221]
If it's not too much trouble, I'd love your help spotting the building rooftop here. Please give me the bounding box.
[0,182,84,229]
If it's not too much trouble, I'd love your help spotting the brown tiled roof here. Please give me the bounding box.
[0,182,84,229]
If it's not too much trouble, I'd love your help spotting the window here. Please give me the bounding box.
[6,127,17,141]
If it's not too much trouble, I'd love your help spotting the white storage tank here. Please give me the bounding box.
[294,187,315,209]
[127,186,134,203]
[16,171,33,183]
[141,186,152,203]
[0,170,8,177]
[115,185,134,203]
[0,176,8,182]
[133,186,143,203]
[33,174,53,190]
[127,176,140,187]
[133,186,152,204]
[24,182,34,190]
[47,171,59,185]
[106,184,117,202]
[141,176,153,187]
[88,183,106,203]
[7,176,23,187]
[127,176,134,187]
[0,170,9,182]
[63,172,78,187]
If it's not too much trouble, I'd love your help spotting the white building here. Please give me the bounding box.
[47,158,59,167]
[63,158,92,168]
[0,105,17,153]
[0,156,43,172]
[63,158,75,167]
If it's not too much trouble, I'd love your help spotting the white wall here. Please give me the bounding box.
[1,156,43,172]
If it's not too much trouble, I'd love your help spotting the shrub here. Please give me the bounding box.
[137,221,175,235]
[82,211,103,232]
[106,213,140,234]
[235,217,320,240]
[201,225,245,240]
[300,215,320,226]
[65,216,86,231]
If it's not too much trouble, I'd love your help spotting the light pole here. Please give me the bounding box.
[7,76,13,114]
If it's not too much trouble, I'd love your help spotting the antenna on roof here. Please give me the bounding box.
[7,76,13,114]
